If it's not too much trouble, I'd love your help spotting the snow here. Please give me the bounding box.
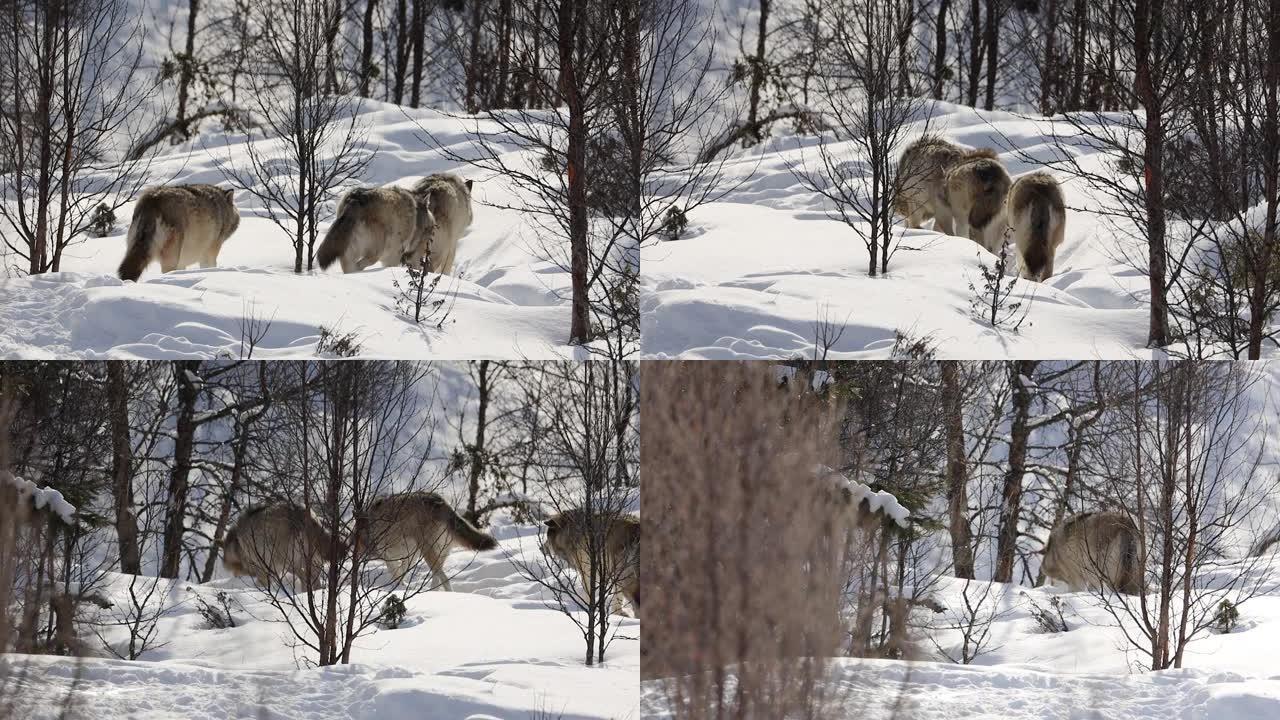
[640,101,1278,359]
[4,512,639,720]
[0,104,603,359]
[2,471,77,524]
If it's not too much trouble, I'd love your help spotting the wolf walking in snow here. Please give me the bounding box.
[944,154,1013,253]
[223,503,335,591]
[1007,171,1066,281]
[358,491,497,591]
[403,173,474,275]
[894,136,997,236]
[316,186,435,273]
[117,184,240,281]
[1041,511,1145,595]
[543,509,640,618]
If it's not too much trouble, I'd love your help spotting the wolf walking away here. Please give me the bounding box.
[894,135,997,237]
[1042,511,1145,595]
[1008,171,1066,281]
[404,173,474,275]
[945,155,1013,253]
[359,491,497,591]
[317,186,435,273]
[223,503,334,591]
[117,184,240,281]
[543,509,640,618]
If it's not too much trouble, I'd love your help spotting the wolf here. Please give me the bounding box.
[358,491,497,591]
[1042,511,1145,595]
[316,186,435,274]
[403,173,474,275]
[543,509,640,618]
[894,136,997,236]
[117,184,240,281]
[944,155,1013,253]
[223,503,334,591]
[1008,171,1066,281]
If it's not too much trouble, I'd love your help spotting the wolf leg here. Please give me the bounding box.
[158,231,181,273]
[426,548,451,592]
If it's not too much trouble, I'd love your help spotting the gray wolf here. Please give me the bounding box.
[404,173,473,275]
[1042,511,1145,595]
[895,136,997,236]
[118,184,240,281]
[543,509,640,618]
[359,491,497,591]
[316,186,435,273]
[944,155,1013,253]
[223,503,333,591]
[1008,171,1066,281]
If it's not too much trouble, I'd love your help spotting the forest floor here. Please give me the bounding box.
[4,511,640,720]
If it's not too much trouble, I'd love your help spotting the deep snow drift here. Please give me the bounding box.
[4,512,640,720]
[0,103,591,359]
[641,101,1274,360]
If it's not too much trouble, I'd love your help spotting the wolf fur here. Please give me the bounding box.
[317,186,435,273]
[1042,511,1145,595]
[944,155,1013,253]
[1008,171,1066,281]
[223,503,334,591]
[543,509,640,618]
[359,491,497,591]
[403,173,474,275]
[894,136,997,236]
[118,184,240,281]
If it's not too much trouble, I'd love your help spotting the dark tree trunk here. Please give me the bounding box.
[993,360,1037,583]
[108,362,141,575]
[160,361,201,579]
[1135,0,1170,348]
[982,0,998,110]
[746,0,771,141]
[360,0,379,97]
[940,361,974,578]
[933,0,951,99]
[560,0,590,344]
[176,0,200,134]
[465,360,491,524]
[409,0,425,107]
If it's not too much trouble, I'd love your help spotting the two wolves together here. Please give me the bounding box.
[895,135,1066,282]
[223,494,641,617]
[117,173,472,280]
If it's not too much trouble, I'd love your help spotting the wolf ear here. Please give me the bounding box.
[222,187,235,202]
[544,517,559,530]
[464,179,473,191]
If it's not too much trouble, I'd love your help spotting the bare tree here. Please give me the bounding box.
[788,0,931,277]
[0,0,157,275]
[218,0,371,273]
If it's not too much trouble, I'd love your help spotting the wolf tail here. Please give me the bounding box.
[317,197,362,270]
[118,196,159,281]
[447,508,498,551]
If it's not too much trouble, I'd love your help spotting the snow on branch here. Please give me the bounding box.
[2,471,77,524]
[814,464,909,527]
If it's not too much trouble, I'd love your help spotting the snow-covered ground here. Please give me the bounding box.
[641,102,1275,360]
[4,513,640,720]
[0,104,590,359]
[642,559,1280,719]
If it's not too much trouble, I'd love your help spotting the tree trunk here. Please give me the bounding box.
[176,0,200,134]
[359,0,379,97]
[966,0,982,106]
[940,361,974,578]
[560,0,591,344]
[746,0,771,142]
[108,362,141,575]
[465,360,491,523]
[409,0,425,107]
[933,0,951,99]
[160,361,201,579]
[1040,0,1057,114]
[982,0,998,110]
[993,360,1037,583]
[465,0,486,112]
[1135,0,1170,348]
